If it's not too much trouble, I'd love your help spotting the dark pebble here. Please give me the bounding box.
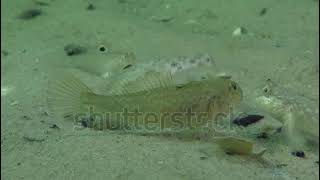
[64,44,87,56]
[22,115,32,120]
[291,151,305,158]
[86,4,96,10]
[1,50,8,56]
[18,9,43,20]
[49,124,60,129]
[122,64,133,70]
[238,27,248,34]
[232,114,264,127]
[259,8,268,16]
[99,45,106,52]
[200,156,208,160]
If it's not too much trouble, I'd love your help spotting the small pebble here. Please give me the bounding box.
[86,4,95,10]
[232,27,247,36]
[200,156,208,160]
[18,9,43,20]
[64,44,87,56]
[291,151,305,158]
[122,64,133,70]
[98,45,108,52]
[22,115,32,120]
[49,124,60,129]
[259,8,268,16]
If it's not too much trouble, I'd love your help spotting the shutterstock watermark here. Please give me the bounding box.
[73,106,237,132]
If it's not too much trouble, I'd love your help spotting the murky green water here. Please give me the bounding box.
[2,0,319,179]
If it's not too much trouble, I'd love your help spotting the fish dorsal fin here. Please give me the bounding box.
[118,71,176,94]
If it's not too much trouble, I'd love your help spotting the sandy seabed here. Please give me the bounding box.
[1,0,319,179]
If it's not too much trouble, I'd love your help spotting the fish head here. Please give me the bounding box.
[211,75,243,105]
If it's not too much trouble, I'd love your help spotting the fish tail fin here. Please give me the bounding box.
[47,71,93,118]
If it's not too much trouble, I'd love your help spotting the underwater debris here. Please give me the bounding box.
[291,151,305,158]
[18,9,43,20]
[64,44,87,56]
[214,136,266,156]
[232,114,264,127]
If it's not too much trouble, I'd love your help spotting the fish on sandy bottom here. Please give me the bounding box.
[47,70,243,132]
